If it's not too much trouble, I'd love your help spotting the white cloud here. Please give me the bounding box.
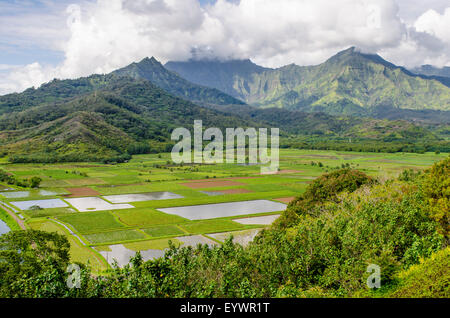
[1,0,450,95]
[0,63,53,95]
[414,8,450,43]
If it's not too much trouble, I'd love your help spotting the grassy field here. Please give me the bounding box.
[0,149,447,272]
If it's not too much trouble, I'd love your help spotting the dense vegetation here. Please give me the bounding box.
[0,169,41,188]
[0,156,448,298]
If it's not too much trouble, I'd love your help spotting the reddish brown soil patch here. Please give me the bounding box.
[219,189,252,194]
[274,197,296,204]
[65,187,101,198]
[182,180,245,189]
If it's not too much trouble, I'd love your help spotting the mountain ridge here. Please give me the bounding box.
[165,47,450,118]
[113,56,245,106]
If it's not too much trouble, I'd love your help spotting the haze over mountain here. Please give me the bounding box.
[166,47,450,118]
[410,65,450,79]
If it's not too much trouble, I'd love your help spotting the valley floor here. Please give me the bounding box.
[0,149,447,273]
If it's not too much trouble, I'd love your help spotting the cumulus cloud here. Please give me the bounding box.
[0,63,53,95]
[1,0,450,95]
[414,8,450,42]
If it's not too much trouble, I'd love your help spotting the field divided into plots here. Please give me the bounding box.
[0,149,447,272]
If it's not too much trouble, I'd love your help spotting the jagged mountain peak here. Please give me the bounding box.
[324,46,397,69]
[112,55,245,106]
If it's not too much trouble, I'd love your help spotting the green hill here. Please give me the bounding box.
[0,76,256,162]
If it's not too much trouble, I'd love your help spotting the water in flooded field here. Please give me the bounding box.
[157,200,287,220]
[0,219,10,235]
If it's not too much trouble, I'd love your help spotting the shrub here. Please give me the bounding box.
[421,156,450,239]
[389,247,450,298]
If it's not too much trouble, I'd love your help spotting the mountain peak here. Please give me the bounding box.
[138,56,162,66]
[325,46,398,70]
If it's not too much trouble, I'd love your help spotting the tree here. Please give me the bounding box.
[0,230,71,297]
[30,176,42,188]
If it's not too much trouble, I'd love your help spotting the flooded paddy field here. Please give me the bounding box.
[0,219,10,235]
[11,199,68,210]
[65,197,133,212]
[233,214,281,225]
[103,192,183,203]
[157,200,287,220]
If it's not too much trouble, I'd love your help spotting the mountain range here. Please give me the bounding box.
[0,47,449,162]
[410,65,450,79]
[166,47,450,118]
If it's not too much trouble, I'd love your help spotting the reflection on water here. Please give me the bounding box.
[103,192,183,203]
[0,219,10,235]
[11,199,68,210]
[0,190,59,199]
[158,200,287,220]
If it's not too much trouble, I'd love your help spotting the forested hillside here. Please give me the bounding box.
[0,76,257,162]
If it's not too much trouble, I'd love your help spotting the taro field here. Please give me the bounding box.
[0,149,446,272]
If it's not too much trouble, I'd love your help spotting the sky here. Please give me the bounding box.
[0,0,449,95]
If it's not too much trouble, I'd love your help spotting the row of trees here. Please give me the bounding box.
[0,169,41,188]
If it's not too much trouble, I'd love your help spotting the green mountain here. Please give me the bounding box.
[165,47,450,118]
[0,54,447,162]
[113,57,245,106]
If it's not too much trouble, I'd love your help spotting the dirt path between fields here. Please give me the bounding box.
[0,202,26,230]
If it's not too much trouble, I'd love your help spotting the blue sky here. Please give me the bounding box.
[0,0,223,66]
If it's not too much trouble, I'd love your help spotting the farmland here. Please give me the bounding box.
[0,149,447,272]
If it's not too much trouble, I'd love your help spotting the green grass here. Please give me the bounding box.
[179,219,246,235]
[0,206,21,231]
[22,207,77,218]
[142,225,186,237]
[84,230,147,244]
[115,208,187,227]
[58,211,125,233]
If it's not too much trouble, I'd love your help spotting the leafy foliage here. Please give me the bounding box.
[421,156,450,239]
[388,247,450,298]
